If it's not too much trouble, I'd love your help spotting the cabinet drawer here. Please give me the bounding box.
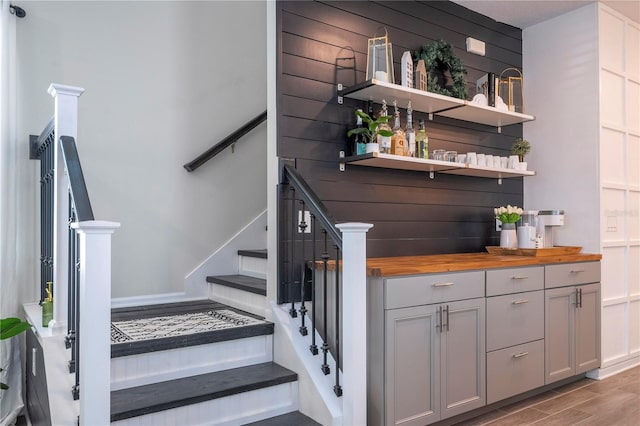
[487,290,544,351]
[384,271,484,309]
[545,262,600,289]
[487,339,545,404]
[486,266,544,296]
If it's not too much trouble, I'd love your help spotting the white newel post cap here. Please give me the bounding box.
[48,83,85,98]
[70,220,120,233]
[336,222,374,233]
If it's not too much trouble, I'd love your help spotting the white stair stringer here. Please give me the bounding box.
[270,301,343,426]
[111,335,273,391]
[208,283,268,317]
[111,381,299,426]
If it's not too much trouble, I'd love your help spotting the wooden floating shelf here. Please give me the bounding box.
[342,152,535,179]
[339,79,535,129]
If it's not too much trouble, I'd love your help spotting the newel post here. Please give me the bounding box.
[48,83,85,333]
[71,220,120,426]
[336,222,373,426]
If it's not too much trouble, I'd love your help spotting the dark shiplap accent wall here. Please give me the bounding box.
[277,0,524,256]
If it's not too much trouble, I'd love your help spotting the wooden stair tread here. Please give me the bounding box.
[243,411,321,426]
[207,274,267,296]
[111,362,297,422]
[238,249,268,259]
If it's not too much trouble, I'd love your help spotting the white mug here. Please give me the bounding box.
[508,155,519,169]
[493,156,501,168]
[467,152,477,166]
[484,155,493,167]
[500,157,508,168]
[365,143,379,154]
[477,154,486,167]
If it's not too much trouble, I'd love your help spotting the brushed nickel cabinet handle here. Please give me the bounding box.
[436,306,442,332]
[570,269,585,273]
[512,299,529,305]
[513,352,529,358]
[444,305,450,332]
[511,276,529,280]
[432,282,454,287]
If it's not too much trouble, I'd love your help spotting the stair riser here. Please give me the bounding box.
[111,382,298,425]
[209,283,267,317]
[239,255,267,279]
[111,335,273,391]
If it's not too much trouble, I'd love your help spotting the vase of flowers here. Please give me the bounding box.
[494,205,523,249]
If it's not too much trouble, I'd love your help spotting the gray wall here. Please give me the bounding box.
[17,1,267,298]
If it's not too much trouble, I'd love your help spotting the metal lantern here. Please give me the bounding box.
[366,27,395,84]
[498,68,524,113]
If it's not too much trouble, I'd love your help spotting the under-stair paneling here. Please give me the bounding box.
[277,0,525,256]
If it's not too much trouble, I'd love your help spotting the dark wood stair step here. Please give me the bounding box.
[238,249,268,259]
[207,274,267,296]
[111,299,272,358]
[243,411,321,426]
[111,362,297,422]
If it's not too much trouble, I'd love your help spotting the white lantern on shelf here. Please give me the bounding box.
[366,27,395,84]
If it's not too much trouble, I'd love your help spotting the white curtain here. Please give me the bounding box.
[1,1,24,424]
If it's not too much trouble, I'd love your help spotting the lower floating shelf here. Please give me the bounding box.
[341,152,535,180]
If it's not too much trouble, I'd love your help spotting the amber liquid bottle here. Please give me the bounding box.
[390,101,406,156]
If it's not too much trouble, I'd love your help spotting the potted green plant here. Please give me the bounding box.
[1,317,31,390]
[511,138,531,162]
[347,109,393,154]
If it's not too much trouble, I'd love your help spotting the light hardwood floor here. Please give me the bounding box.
[460,366,640,426]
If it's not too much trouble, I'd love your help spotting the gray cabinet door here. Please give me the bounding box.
[576,283,601,374]
[545,286,576,384]
[385,305,440,426]
[440,298,486,420]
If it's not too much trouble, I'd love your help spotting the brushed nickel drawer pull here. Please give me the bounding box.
[513,352,529,358]
[432,282,454,287]
[512,299,529,305]
[511,276,529,280]
[570,269,585,273]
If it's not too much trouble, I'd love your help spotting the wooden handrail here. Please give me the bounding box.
[183,110,267,172]
[60,136,94,221]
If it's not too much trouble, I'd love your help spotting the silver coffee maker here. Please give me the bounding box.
[537,210,565,248]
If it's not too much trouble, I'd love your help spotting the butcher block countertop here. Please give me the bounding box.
[365,252,602,277]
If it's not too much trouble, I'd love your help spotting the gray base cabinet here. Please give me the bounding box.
[384,298,485,426]
[369,260,600,425]
[545,282,601,384]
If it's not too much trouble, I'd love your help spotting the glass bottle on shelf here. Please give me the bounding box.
[405,101,415,157]
[416,119,429,159]
[390,100,406,156]
[377,99,392,154]
[352,109,366,156]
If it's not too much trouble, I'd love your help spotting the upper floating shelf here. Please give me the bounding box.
[339,79,535,129]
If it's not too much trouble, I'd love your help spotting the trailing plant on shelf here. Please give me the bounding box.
[512,138,531,162]
[1,317,31,390]
[347,109,393,145]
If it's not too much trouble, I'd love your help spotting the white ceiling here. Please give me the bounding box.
[452,0,640,28]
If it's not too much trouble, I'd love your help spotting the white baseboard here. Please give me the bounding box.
[110,292,200,309]
[586,354,640,380]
